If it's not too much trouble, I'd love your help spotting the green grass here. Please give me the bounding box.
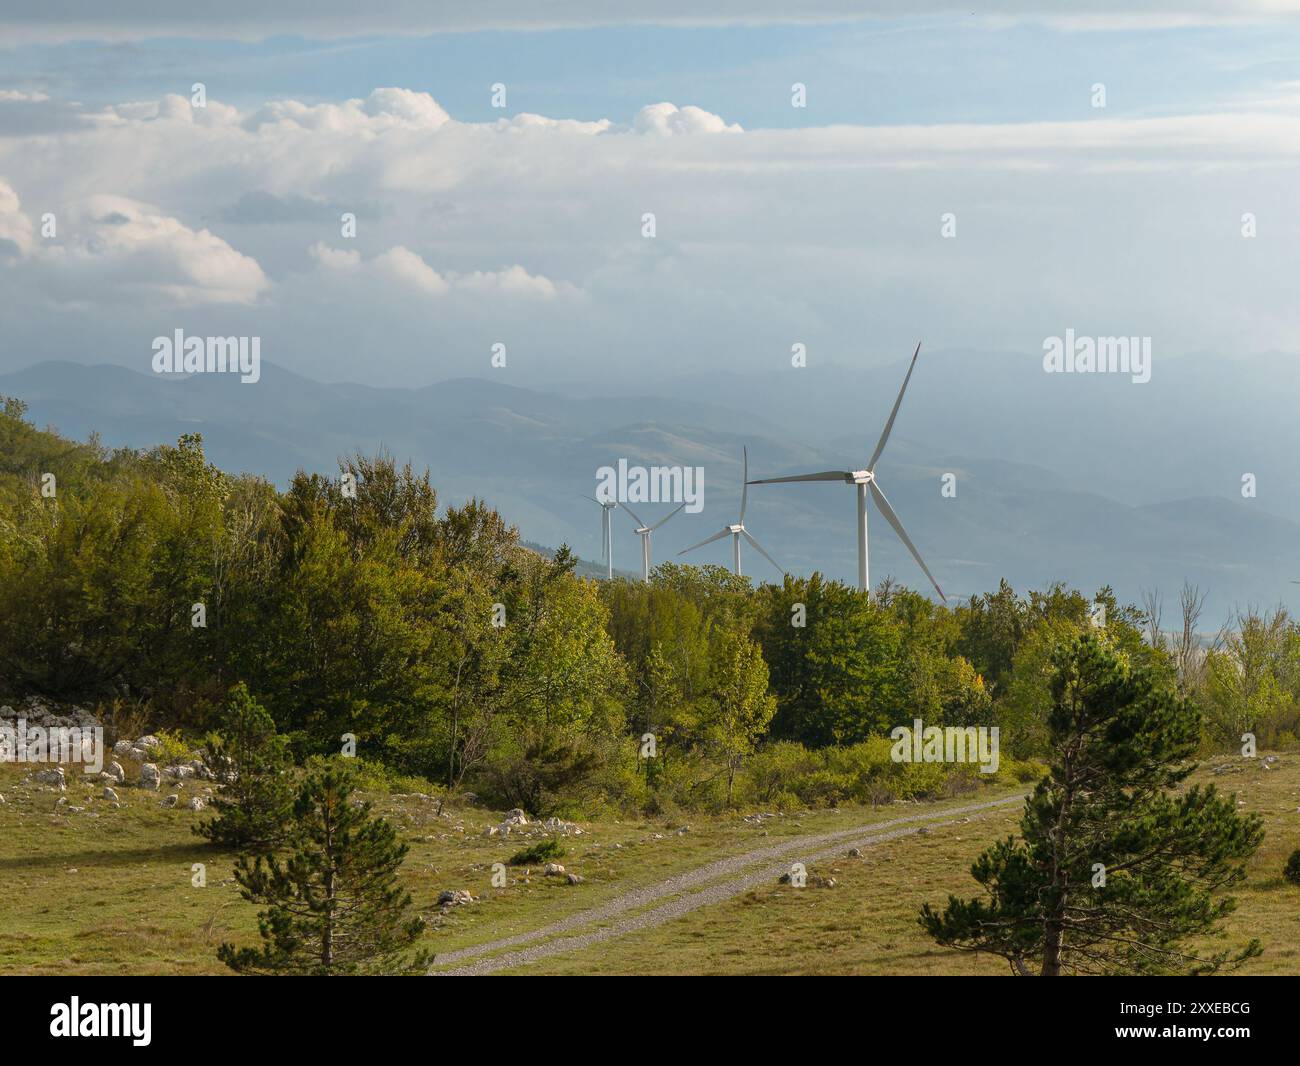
[0,756,1295,975]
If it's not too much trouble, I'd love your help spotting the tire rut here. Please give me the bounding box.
[430,793,1025,976]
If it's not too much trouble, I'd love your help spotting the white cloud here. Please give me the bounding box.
[21,195,268,306]
[632,103,743,136]
[0,85,1297,385]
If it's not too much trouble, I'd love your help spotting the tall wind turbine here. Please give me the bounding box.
[620,502,686,583]
[679,447,784,578]
[582,495,618,579]
[747,342,945,601]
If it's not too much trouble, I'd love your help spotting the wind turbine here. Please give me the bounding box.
[620,501,686,583]
[679,447,784,578]
[747,342,945,601]
[582,495,618,579]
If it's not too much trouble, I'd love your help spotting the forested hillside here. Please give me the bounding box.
[2,395,1296,816]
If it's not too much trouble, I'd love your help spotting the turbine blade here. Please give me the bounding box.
[582,494,603,507]
[739,446,749,523]
[869,479,945,602]
[620,501,647,529]
[748,470,852,484]
[649,502,687,530]
[678,528,731,555]
[741,529,785,576]
[868,341,921,471]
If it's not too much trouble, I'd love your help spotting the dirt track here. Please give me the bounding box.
[430,793,1025,976]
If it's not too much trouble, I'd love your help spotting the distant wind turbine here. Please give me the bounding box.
[620,501,686,583]
[582,495,619,579]
[679,447,784,578]
[747,342,945,601]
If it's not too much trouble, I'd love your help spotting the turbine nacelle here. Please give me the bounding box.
[744,342,945,601]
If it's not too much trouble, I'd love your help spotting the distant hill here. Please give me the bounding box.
[5,355,1300,623]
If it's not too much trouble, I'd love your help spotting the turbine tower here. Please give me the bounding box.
[620,502,686,583]
[679,447,784,578]
[582,495,619,579]
[747,342,945,601]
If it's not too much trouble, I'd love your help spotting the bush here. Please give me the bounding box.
[508,838,565,866]
[1284,849,1300,887]
[151,728,196,767]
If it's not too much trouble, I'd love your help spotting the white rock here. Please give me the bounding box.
[161,793,179,809]
[437,889,474,907]
[102,786,119,802]
[107,761,125,783]
[543,862,566,876]
[503,808,528,825]
[187,796,205,811]
[139,764,161,790]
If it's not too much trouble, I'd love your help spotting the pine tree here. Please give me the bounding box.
[194,683,294,852]
[919,630,1264,975]
[218,757,430,975]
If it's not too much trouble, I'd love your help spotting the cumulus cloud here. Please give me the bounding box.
[307,241,571,299]
[23,195,269,306]
[0,179,34,258]
[0,84,1297,386]
[632,103,743,136]
[245,87,451,132]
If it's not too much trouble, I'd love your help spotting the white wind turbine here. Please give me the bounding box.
[582,495,619,579]
[679,447,784,578]
[620,501,687,583]
[747,342,945,601]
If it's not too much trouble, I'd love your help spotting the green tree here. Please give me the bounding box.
[920,631,1263,975]
[702,629,776,806]
[218,758,429,975]
[195,683,295,851]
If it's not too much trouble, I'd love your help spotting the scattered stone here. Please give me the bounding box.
[102,787,119,802]
[165,764,195,781]
[35,767,66,789]
[566,873,585,885]
[847,847,862,858]
[139,764,161,790]
[917,827,931,836]
[161,794,179,809]
[543,862,566,876]
[437,889,474,908]
[187,796,206,812]
[503,808,528,826]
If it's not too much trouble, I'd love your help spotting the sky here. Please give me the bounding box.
[1,2,1299,387]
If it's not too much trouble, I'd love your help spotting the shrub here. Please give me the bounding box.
[508,838,565,866]
[1284,849,1300,887]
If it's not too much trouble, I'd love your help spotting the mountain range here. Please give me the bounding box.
[4,349,1298,625]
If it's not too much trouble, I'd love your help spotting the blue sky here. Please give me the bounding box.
[6,19,1298,127]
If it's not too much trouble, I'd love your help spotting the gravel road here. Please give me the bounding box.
[430,793,1025,976]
